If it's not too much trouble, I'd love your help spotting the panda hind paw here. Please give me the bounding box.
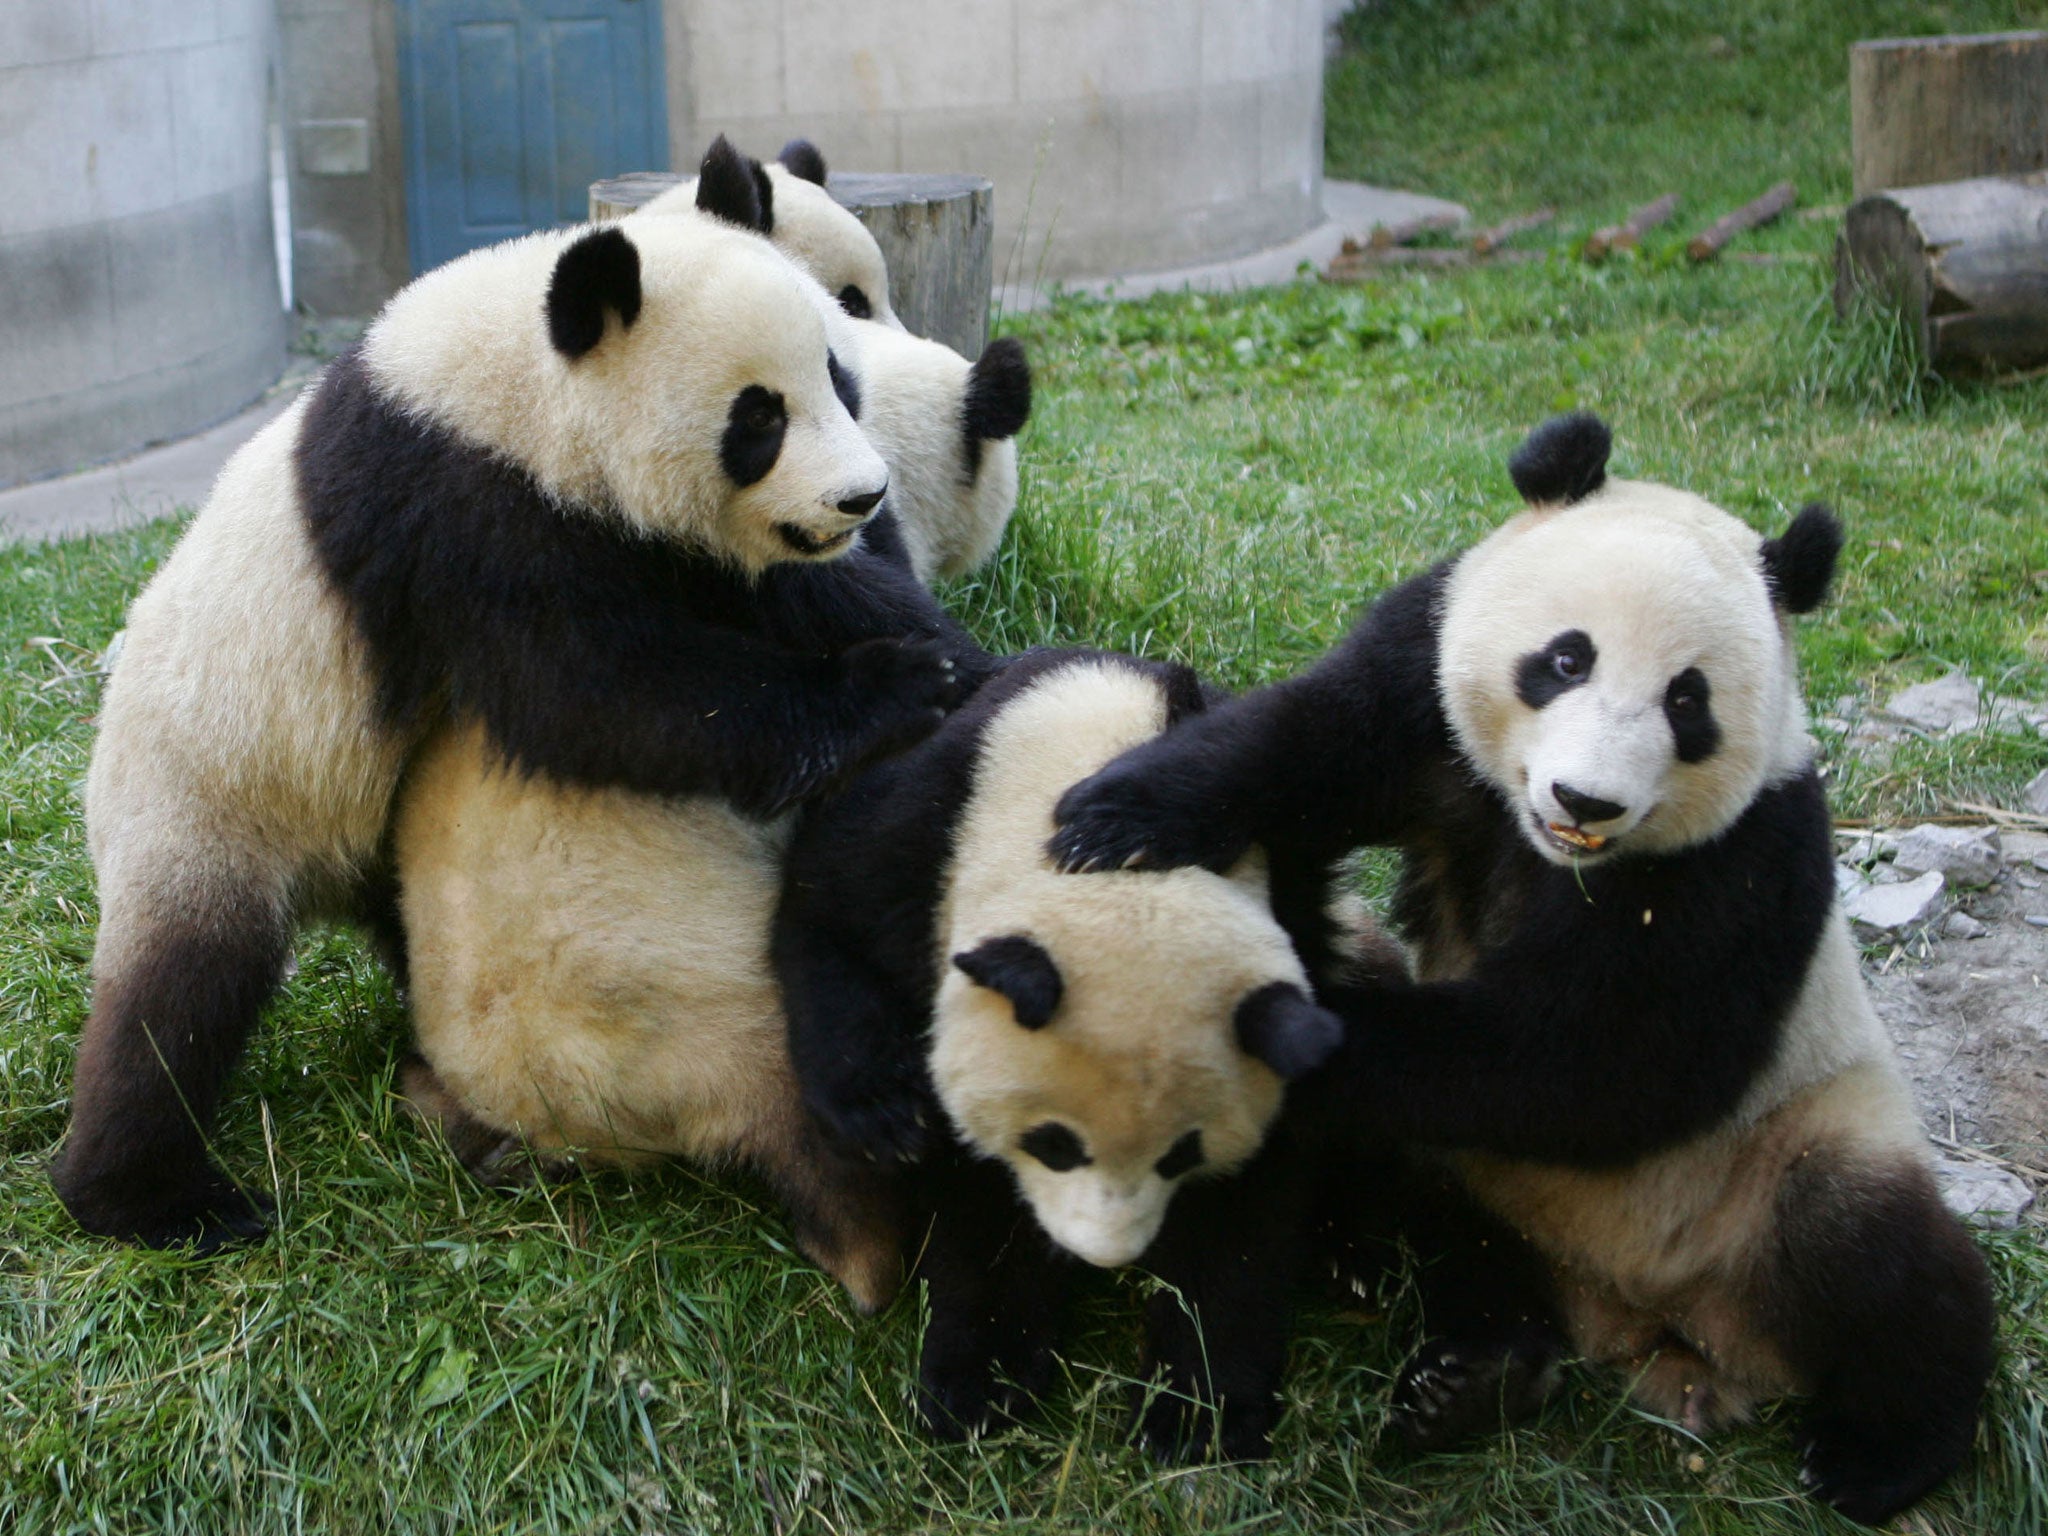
[1798,1419,1958,1527]
[1135,1386,1274,1464]
[1389,1336,1558,1453]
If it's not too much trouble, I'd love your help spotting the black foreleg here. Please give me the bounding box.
[915,1155,1075,1440]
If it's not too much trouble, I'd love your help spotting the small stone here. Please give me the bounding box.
[1933,1155,2035,1230]
[2027,915,2048,929]
[2025,769,2048,818]
[1943,911,1988,941]
[1882,670,1982,735]
[1842,870,1946,935]
[1893,824,2002,887]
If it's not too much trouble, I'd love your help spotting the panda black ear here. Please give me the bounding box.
[546,227,641,359]
[696,134,772,234]
[1159,660,1209,725]
[778,138,829,186]
[1234,981,1342,1081]
[1761,502,1843,615]
[1509,412,1611,506]
[953,934,1063,1029]
[964,338,1032,442]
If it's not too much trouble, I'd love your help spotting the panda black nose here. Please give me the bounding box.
[1553,782,1627,824]
[836,486,886,520]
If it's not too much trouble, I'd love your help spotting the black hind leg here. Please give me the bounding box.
[53,882,290,1252]
[1758,1149,1995,1527]
[915,1155,1074,1440]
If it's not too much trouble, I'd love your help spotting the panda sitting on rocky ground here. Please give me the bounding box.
[54,136,973,1255]
[1050,414,1996,1525]
[637,139,1032,583]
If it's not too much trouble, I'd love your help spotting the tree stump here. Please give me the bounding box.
[589,170,995,357]
[1834,174,2048,373]
[1850,31,2048,196]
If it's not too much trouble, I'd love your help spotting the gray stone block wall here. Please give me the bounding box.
[0,0,286,490]
[667,0,1327,282]
[277,0,409,316]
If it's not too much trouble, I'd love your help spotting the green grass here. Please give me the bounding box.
[7,1,2048,1529]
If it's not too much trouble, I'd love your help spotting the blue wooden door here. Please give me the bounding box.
[398,0,667,274]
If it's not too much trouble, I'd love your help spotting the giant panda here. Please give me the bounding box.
[1048,415,1996,1525]
[775,647,1370,1459]
[640,139,900,330]
[637,139,1033,583]
[56,137,968,1255]
[848,320,1031,583]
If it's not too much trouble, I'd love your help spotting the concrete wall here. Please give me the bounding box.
[278,0,410,316]
[667,0,1327,282]
[0,0,287,489]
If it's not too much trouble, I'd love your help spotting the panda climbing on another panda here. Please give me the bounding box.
[1050,414,1996,1525]
[56,137,968,1255]
[635,139,1033,584]
[776,647,1389,1458]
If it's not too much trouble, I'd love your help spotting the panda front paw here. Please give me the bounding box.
[806,1053,941,1166]
[843,637,970,760]
[1047,757,1245,875]
[1134,1383,1275,1464]
[54,1156,274,1255]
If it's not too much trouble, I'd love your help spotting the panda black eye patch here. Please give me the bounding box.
[1515,629,1596,708]
[719,385,787,487]
[836,285,873,321]
[1154,1130,1204,1180]
[1019,1122,1090,1172]
[826,349,861,420]
[1664,666,1721,762]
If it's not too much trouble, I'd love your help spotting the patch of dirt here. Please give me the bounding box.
[1863,830,2048,1164]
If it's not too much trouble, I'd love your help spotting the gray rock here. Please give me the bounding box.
[2025,769,2048,818]
[1842,869,1946,936]
[1892,824,2002,887]
[1833,862,1866,898]
[1934,1154,2036,1230]
[1882,670,1982,734]
[1835,830,1899,867]
[1943,910,1989,941]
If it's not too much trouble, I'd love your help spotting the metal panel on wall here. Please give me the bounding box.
[398,0,666,274]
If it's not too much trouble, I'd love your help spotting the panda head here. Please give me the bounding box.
[930,660,1340,1269]
[639,137,902,330]
[1438,412,1842,867]
[538,148,889,570]
[850,323,1032,581]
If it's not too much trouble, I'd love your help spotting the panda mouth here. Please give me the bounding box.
[1536,817,1612,857]
[776,522,858,557]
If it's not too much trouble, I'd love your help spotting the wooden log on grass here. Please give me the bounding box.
[590,170,996,357]
[1584,194,1678,260]
[1834,173,2048,373]
[1365,210,1464,250]
[1687,182,1797,261]
[1851,31,2048,196]
[1471,207,1555,255]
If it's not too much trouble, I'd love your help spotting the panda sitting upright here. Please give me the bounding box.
[1050,415,1996,1525]
[56,137,964,1255]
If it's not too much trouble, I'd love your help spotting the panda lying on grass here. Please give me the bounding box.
[1051,414,1996,1525]
[55,138,971,1254]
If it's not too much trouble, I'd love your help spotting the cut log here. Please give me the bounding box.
[1851,31,2048,196]
[1834,173,2048,373]
[589,170,996,357]
[1471,207,1555,255]
[1687,182,1797,261]
[1584,194,1678,260]
[1328,247,1471,279]
[1366,210,1463,250]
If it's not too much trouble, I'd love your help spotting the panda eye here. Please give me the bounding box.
[1018,1122,1090,1172]
[1552,646,1587,681]
[1154,1130,1204,1180]
[837,285,873,321]
[1515,629,1597,709]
